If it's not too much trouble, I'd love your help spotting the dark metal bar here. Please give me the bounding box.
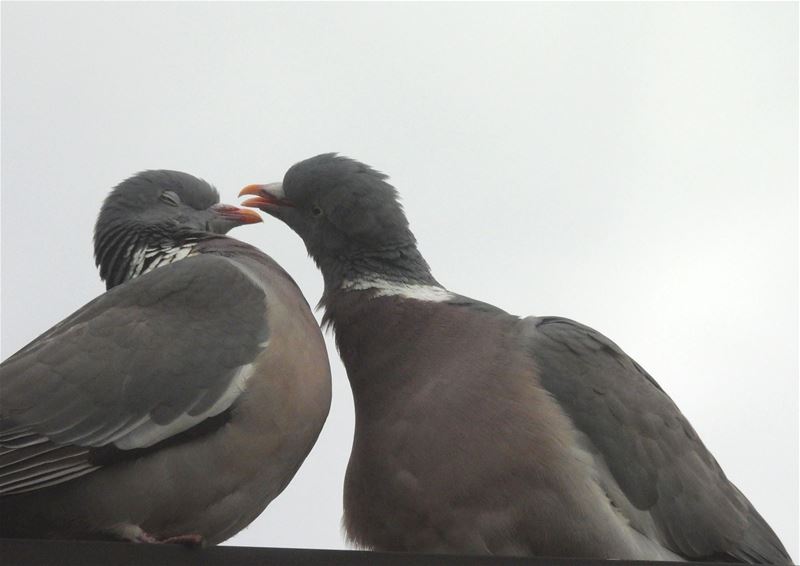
[0,539,753,566]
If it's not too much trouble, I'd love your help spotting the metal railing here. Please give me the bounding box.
[0,539,755,566]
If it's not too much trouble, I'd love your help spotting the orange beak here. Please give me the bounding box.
[239,183,295,210]
[210,204,263,224]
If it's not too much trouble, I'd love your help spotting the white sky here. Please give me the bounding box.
[1,2,797,559]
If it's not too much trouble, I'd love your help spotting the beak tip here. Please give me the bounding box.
[241,197,269,209]
[239,182,292,210]
[211,203,263,226]
[242,209,264,224]
[239,184,266,198]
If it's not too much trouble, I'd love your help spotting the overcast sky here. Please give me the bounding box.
[1,1,797,559]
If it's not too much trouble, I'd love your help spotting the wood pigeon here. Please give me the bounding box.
[240,154,791,563]
[0,170,332,546]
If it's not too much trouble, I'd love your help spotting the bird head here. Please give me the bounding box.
[95,170,261,288]
[97,170,261,237]
[240,153,417,264]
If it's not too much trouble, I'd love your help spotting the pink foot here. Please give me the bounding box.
[112,524,204,547]
[159,533,205,547]
[132,531,158,544]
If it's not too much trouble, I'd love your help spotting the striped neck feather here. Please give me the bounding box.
[126,241,199,281]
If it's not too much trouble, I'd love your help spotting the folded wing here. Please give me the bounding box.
[522,316,790,564]
[0,255,269,495]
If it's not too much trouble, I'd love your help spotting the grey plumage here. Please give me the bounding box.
[0,171,331,545]
[241,153,791,563]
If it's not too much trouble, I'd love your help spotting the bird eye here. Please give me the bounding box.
[311,205,323,217]
[160,190,181,206]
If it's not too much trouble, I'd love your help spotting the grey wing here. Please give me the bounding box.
[522,316,790,564]
[0,255,269,495]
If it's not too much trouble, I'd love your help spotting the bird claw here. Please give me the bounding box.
[115,524,204,547]
[132,531,159,544]
[159,533,205,547]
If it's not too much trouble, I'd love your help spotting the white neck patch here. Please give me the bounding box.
[341,278,454,302]
[127,242,198,280]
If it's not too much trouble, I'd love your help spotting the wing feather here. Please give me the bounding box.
[523,316,790,564]
[0,254,270,495]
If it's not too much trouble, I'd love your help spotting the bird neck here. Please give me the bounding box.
[318,243,450,308]
[95,225,205,289]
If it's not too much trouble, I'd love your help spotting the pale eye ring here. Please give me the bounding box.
[311,205,323,217]
[160,190,181,206]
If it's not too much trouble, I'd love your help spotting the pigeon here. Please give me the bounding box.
[239,153,791,563]
[0,170,331,546]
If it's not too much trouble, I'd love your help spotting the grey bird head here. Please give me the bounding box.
[95,170,262,288]
[240,153,436,293]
